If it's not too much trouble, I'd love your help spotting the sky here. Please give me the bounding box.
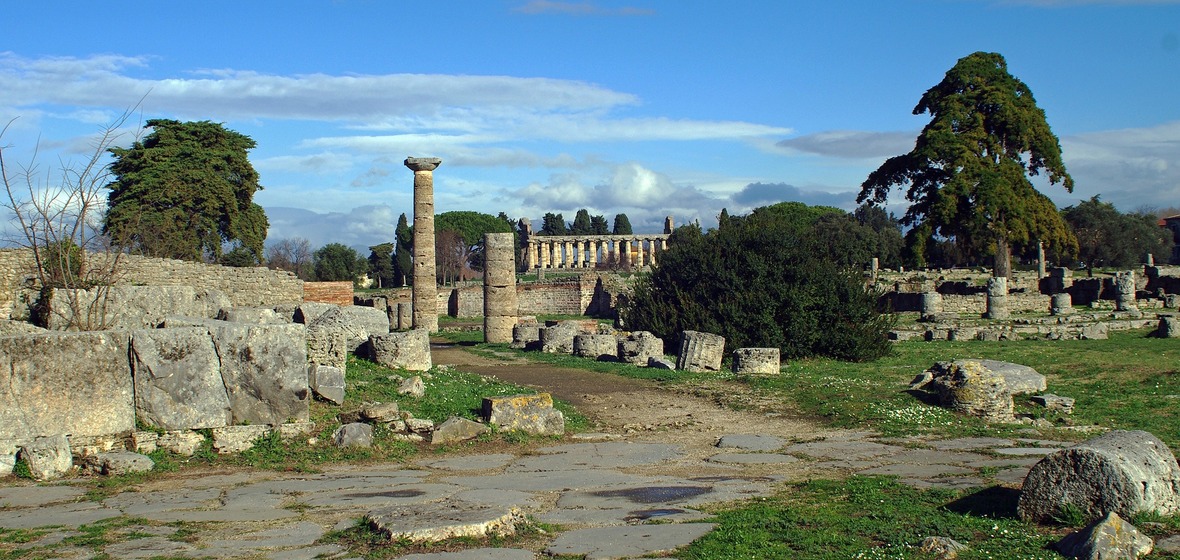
[2,0,1179,252]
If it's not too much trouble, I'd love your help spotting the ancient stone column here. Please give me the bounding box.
[588,240,599,268]
[525,240,537,271]
[634,238,646,268]
[540,241,550,269]
[919,291,943,320]
[574,240,585,268]
[405,157,441,333]
[563,240,574,268]
[985,276,1009,320]
[1114,271,1138,312]
[1147,253,1155,267]
[483,232,518,343]
[1050,293,1074,316]
[664,216,674,234]
[676,330,725,372]
[648,240,658,267]
[870,257,879,280]
[1037,241,1046,279]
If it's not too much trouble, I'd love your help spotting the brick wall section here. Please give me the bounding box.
[303,282,354,306]
[0,248,304,319]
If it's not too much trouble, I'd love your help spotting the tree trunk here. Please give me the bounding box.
[993,235,1012,278]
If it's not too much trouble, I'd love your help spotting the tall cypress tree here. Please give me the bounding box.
[393,213,413,287]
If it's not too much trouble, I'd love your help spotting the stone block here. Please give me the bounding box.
[157,430,206,456]
[430,416,490,445]
[1055,512,1152,560]
[309,364,345,405]
[20,434,73,480]
[1081,322,1110,340]
[216,307,287,324]
[131,328,231,431]
[732,348,780,374]
[399,376,427,398]
[482,393,564,436]
[1158,315,1180,338]
[676,330,725,372]
[80,451,155,476]
[396,302,413,331]
[0,439,15,476]
[918,360,1013,422]
[198,320,309,425]
[0,331,134,442]
[539,321,579,354]
[333,423,373,448]
[618,331,663,365]
[368,329,432,371]
[573,334,618,361]
[1050,293,1074,315]
[978,360,1046,395]
[484,315,517,345]
[361,402,401,423]
[510,324,541,350]
[294,302,336,324]
[308,305,390,353]
[1019,430,1180,523]
[46,285,229,330]
[306,327,348,371]
[212,425,272,454]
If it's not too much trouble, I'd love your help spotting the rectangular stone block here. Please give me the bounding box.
[132,328,231,430]
[191,320,310,425]
[0,331,134,441]
[482,393,564,435]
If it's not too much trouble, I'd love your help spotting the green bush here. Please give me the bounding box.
[622,205,894,361]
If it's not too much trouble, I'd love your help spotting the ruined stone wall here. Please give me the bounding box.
[0,249,303,319]
[440,274,616,318]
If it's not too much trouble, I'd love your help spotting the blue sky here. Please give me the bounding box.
[3,0,1178,251]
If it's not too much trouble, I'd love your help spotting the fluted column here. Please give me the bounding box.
[483,232,518,343]
[526,240,537,271]
[540,241,550,269]
[634,238,646,267]
[563,240,573,268]
[588,240,599,268]
[406,156,441,333]
[648,238,657,267]
[574,240,584,268]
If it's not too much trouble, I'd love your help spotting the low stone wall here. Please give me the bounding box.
[441,274,627,318]
[0,249,304,320]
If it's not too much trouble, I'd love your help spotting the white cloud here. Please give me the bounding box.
[776,130,917,159]
[1060,121,1180,210]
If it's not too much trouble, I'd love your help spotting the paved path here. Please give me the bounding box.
[0,346,1072,560]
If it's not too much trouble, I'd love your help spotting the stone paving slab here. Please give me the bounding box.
[418,453,517,471]
[926,437,1015,450]
[367,501,524,543]
[0,485,87,507]
[992,447,1058,456]
[786,440,904,460]
[394,549,536,560]
[506,442,681,472]
[707,452,799,465]
[715,434,785,451]
[857,463,976,478]
[544,523,716,560]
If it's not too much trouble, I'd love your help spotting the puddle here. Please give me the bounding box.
[626,508,688,522]
[345,489,426,499]
[593,486,711,504]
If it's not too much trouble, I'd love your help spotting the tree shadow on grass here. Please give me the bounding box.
[944,485,1022,518]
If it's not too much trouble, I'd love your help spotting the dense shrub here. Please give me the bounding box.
[622,206,895,362]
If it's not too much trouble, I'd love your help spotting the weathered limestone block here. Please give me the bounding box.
[405,417,436,434]
[46,285,230,330]
[212,425,272,454]
[396,302,413,331]
[0,331,134,442]
[309,364,345,405]
[398,376,427,397]
[80,451,155,476]
[306,327,348,371]
[539,321,580,354]
[1031,394,1076,414]
[482,393,565,436]
[216,307,287,324]
[732,348,781,374]
[1050,293,1074,316]
[20,435,73,480]
[131,328,231,430]
[368,329,432,371]
[648,356,676,369]
[510,323,541,350]
[0,440,16,476]
[985,276,1010,320]
[1055,511,1153,560]
[361,402,401,424]
[925,360,1014,422]
[199,320,310,425]
[367,501,525,543]
[1019,430,1180,523]
[308,305,391,353]
[293,302,336,325]
[430,416,490,445]
[676,330,726,372]
[484,316,518,345]
[573,334,618,361]
[157,430,206,456]
[977,360,1046,395]
[618,331,664,365]
[1081,322,1110,340]
[1158,315,1180,339]
[483,232,519,344]
[333,423,374,448]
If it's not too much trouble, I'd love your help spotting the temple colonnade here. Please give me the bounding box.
[523,235,671,270]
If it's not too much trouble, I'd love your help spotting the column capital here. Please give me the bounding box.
[404,157,442,172]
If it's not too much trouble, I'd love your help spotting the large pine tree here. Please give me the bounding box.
[858,52,1076,276]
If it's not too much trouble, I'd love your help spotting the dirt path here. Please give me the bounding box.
[431,342,837,467]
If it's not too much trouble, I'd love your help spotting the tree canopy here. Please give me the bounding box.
[313,243,368,284]
[104,119,268,263]
[612,213,633,235]
[393,213,412,287]
[1062,196,1171,272]
[858,52,1076,277]
[434,210,514,281]
[623,203,894,361]
[540,212,568,236]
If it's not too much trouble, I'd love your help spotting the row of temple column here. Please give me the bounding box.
[524,235,671,270]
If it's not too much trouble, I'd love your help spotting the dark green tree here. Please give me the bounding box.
[612,213,633,235]
[104,119,268,262]
[623,206,894,361]
[393,213,413,287]
[368,242,395,288]
[590,214,610,235]
[717,208,731,230]
[571,209,594,235]
[858,52,1076,277]
[313,243,368,285]
[540,212,568,236]
[853,204,905,269]
[1062,196,1171,274]
[220,245,259,267]
[434,211,514,280]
